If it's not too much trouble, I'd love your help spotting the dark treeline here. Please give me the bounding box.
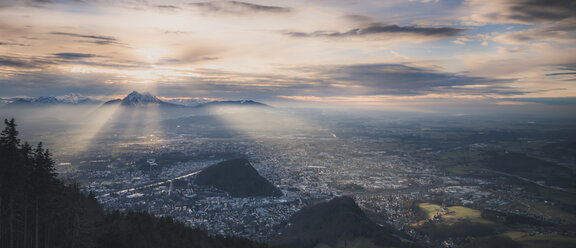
[0,118,270,248]
[0,118,99,248]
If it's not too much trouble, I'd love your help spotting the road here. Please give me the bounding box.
[487,169,571,193]
[96,170,201,198]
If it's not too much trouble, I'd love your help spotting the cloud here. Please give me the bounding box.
[500,97,576,105]
[0,60,528,101]
[501,0,575,23]
[0,70,127,97]
[0,0,569,105]
[465,0,576,44]
[52,53,98,59]
[546,72,576,76]
[466,0,576,24]
[546,65,576,81]
[0,55,51,68]
[155,5,180,10]
[285,23,465,39]
[0,53,144,73]
[295,63,520,96]
[344,14,376,23]
[495,19,576,43]
[189,1,291,15]
[0,41,26,46]
[49,32,122,45]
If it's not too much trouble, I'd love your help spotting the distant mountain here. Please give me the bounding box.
[57,93,102,104]
[272,196,409,248]
[101,91,267,110]
[194,158,282,197]
[164,98,210,107]
[103,91,184,107]
[6,93,101,106]
[199,100,268,108]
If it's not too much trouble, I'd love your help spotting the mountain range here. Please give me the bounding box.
[4,93,102,106]
[1,91,268,109]
[103,91,184,108]
[105,91,267,109]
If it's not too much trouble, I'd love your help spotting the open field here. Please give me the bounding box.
[505,232,576,248]
[414,203,493,226]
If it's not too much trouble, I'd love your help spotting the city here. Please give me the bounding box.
[39,107,575,246]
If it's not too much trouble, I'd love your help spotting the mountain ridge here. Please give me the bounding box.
[103,91,185,108]
[5,93,101,106]
[102,91,268,108]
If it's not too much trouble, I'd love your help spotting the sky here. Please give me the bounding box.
[0,0,575,112]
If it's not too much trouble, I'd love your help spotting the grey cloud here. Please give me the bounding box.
[0,41,26,46]
[155,5,180,9]
[189,1,291,15]
[549,63,576,76]
[546,65,576,81]
[344,14,375,23]
[58,59,148,70]
[496,18,576,43]
[1,53,144,71]
[168,64,523,98]
[0,61,525,100]
[0,55,51,68]
[500,97,576,105]
[505,0,576,23]
[294,64,519,96]
[0,57,34,68]
[52,53,98,59]
[555,63,576,72]
[158,56,219,65]
[286,23,465,39]
[546,72,576,76]
[0,71,126,98]
[50,32,122,45]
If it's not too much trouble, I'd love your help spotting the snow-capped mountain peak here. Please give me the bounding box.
[121,91,162,105]
[32,96,59,104]
[56,93,98,104]
[5,94,101,106]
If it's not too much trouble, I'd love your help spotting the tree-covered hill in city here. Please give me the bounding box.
[195,158,283,197]
[271,196,412,248]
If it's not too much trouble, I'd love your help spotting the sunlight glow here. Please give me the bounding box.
[69,103,122,154]
[139,48,166,63]
[67,65,200,84]
[206,106,321,140]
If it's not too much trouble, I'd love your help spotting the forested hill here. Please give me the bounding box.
[272,196,410,248]
[0,118,270,248]
[195,158,283,197]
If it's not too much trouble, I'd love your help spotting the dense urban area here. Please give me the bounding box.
[30,107,574,247]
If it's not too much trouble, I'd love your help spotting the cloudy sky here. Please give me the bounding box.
[1,0,575,111]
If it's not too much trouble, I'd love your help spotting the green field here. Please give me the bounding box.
[414,203,493,226]
[505,232,576,248]
[505,200,576,224]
